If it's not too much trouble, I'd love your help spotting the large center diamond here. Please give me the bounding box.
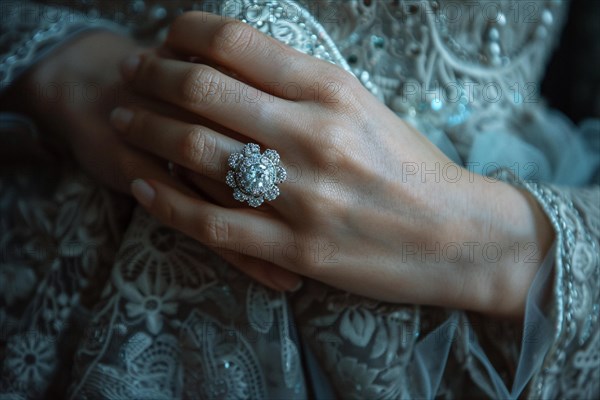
[237,158,276,196]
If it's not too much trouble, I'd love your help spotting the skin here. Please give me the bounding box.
[12,12,554,318]
[9,29,303,293]
[3,31,187,194]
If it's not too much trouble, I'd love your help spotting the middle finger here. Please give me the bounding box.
[125,55,300,145]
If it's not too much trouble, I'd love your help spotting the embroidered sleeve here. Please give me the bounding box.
[520,183,600,398]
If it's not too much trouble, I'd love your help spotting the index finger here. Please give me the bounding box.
[165,11,353,101]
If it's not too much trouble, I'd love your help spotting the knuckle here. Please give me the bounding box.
[205,214,231,246]
[211,20,256,59]
[179,128,217,167]
[180,66,222,106]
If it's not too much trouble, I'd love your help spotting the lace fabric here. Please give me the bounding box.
[0,1,599,398]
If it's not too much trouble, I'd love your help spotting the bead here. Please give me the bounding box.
[542,9,554,25]
[496,12,507,26]
[430,98,443,111]
[488,27,500,41]
[489,42,501,56]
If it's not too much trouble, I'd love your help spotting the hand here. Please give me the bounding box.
[10,29,304,293]
[115,12,554,317]
[16,30,180,193]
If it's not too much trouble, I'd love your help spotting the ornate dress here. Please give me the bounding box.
[1,1,598,398]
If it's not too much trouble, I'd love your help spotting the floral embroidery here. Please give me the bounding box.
[4,334,56,387]
[122,274,179,335]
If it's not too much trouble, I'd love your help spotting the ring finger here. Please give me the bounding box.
[111,106,241,182]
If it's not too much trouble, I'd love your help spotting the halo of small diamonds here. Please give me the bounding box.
[226,143,286,207]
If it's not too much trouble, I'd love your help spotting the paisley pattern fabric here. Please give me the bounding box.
[1,0,599,398]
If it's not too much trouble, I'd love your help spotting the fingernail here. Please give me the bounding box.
[271,272,303,292]
[110,107,133,132]
[121,54,141,80]
[131,179,155,207]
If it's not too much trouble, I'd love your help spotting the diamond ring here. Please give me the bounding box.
[226,143,287,207]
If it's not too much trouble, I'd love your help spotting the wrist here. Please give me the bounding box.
[458,174,554,317]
